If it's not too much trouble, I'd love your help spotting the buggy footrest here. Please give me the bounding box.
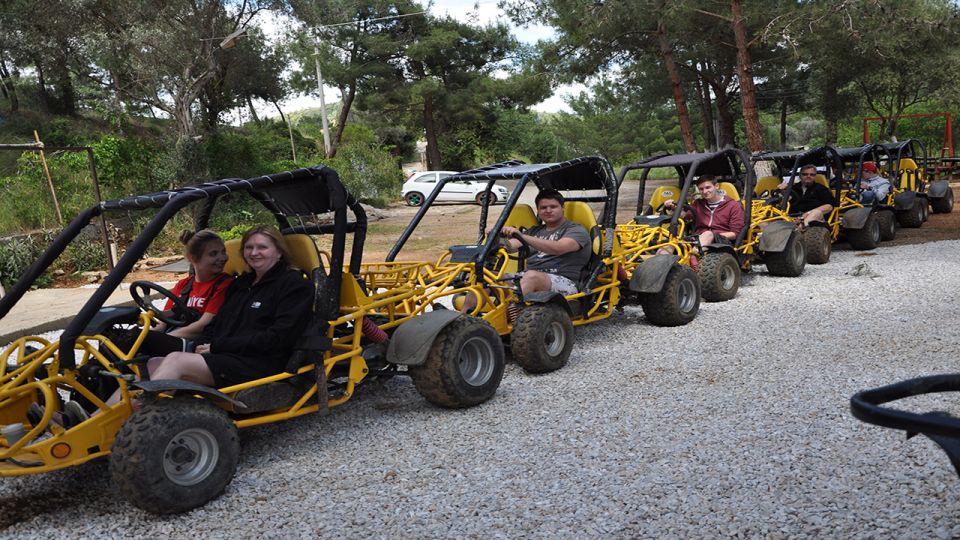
[233,373,316,414]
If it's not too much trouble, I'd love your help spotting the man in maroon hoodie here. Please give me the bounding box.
[663,175,745,251]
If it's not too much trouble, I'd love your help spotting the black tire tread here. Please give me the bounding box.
[410,317,504,408]
[846,213,880,250]
[897,199,924,228]
[639,264,701,327]
[876,210,896,241]
[698,252,740,302]
[802,227,832,265]
[510,304,574,373]
[931,189,954,214]
[109,397,239,515]
[764,231,806,277]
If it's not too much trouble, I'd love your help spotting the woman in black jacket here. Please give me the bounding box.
[146,225,314,388]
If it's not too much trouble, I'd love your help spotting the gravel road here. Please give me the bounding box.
[3,239,960,538]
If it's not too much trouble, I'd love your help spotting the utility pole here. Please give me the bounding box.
[314,43,332,158]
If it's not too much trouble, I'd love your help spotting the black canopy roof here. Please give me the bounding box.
[449,155,616,192]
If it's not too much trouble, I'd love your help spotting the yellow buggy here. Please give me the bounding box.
[0,166,504,514]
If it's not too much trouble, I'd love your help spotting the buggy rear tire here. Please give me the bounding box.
[876,210,896,241]
[410,316,504,407]
[510,304,574,373]
[405,192,425,207]
[847,213,880,250]
[698,251,740,302]
[110,397,239,515]
[763,231,806,277]
[897,199,924,228]
[921,198,929,222]
[639,264,700,327]
[931,189,954,213]
[802,226,832,265]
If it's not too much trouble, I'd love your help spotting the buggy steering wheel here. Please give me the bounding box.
[130,280,195,327]
[508,231,531,271]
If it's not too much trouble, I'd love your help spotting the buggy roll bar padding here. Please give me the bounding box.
[850,374,960,439]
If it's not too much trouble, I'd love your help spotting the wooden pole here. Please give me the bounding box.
[33,130,63,225]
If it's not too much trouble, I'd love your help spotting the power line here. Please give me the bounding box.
[314,10,427,31]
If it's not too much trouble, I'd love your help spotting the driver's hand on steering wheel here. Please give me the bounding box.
[195,343,211,354]
[662,199,677,211]
[500,226,520,238]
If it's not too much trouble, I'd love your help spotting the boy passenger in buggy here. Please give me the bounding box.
[659,175,745,268]
[460,189,591,313]
[858,161,891,205]
[102,226,314,405]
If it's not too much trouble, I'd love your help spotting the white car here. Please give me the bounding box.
[402,171,510,206]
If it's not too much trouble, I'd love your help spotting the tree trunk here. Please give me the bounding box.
[331,83,356,159]
[779,101,788,150]
[54,44,76,116]
[34,59,56,112]
[246,95,260,124]
[731,0,764,152]
[423,93,442,170]
[713,88,737,148]
[694,71,715,151]
[0,57,18,113]
[656,19,697,152]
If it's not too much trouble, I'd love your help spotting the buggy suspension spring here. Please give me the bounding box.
[361,316,389,344]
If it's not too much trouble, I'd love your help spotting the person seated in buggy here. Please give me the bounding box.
[776,164,834,226]
[460,189,591,312]
[136,229,232,356]
[660,175,745,265]
[104,225,314,404]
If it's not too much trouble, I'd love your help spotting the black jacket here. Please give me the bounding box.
[200,262,313,375]
[788,182,835,213]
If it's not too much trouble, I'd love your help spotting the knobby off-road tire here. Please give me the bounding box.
[921,199,929,222]
[410,317,505,407]
[639,264,700,327]
[931,189,954,214]
[847,213,880,250]
[764,231,806,277]
[698,251,740,302]
[510,304,574,374]
[876,210,896,242]
[802,226,832,265]
[897,199,924,228]
[110,397,239,514]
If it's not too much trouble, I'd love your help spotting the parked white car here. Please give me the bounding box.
[401,171,510,206]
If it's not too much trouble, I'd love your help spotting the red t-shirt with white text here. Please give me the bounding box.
[163,273,232,315]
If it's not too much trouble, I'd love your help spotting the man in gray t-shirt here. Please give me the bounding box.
[499,189,591,296]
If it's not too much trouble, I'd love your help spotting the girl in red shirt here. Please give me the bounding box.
[142,230,232,354]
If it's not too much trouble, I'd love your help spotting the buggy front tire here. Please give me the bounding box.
[897,199,924,228]
[698,251,740,302]
[511,304,574,373]
[876,210,896,241]
[110,397,239,514]
[847,213,880,250]
[639,264,700,327]
[410,317,505,407]
[802,226,832,265]
[764,231,806,277]
[931,189,954,213]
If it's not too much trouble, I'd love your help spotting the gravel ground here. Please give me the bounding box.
[3,240,960,538]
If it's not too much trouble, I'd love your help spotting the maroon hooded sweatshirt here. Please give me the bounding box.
[688,196,745,236]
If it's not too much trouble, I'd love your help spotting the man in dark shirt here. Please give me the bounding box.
[777,164,834,226]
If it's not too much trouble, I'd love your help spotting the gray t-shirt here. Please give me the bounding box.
[524,219,592,282]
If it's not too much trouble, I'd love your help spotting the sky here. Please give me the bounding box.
[244,1,586,123]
